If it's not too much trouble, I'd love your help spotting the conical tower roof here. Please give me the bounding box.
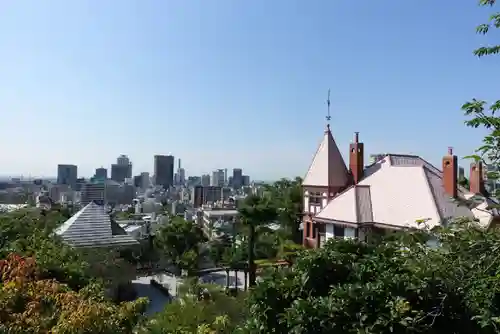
[303,125,349,187]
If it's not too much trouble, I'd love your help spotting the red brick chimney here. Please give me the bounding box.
[442,147,457,198]
[469,162,485,195]
[349,132,364,184]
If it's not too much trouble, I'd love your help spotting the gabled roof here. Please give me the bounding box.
[55,202,139,248]
[303,125,349,187]
[315,154,496,229]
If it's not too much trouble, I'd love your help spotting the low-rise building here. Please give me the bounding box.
[201,208,238,239]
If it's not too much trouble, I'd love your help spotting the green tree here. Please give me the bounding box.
[241,223,500,333]
[462,0,500,197]
[155,216,205,273]
[458,175,470,190]
[0,208,139,301]
[265,177,303,243]
[141,282,247,333]
[238,194,277,287]
[208,234,233,265]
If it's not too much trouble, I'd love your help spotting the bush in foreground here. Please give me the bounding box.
[0,253,148,333]
[240,223,500,333]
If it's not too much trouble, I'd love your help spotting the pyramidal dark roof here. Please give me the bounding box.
[55,202,139,248]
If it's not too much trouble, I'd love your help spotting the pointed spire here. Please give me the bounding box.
[303,124,349,187]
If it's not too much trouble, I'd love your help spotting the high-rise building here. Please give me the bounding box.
[154,155,174,189]
[242,175,250,186]
[116,155,132,178]
[94,167,107,180]
[117,155,130,165]
[192,185,223,207]
[174,159,186,186]
[232,168,243,188]
[458,166,465,180]
[81,181,105,206]
[133,175,142,188]
[178,168,186,185]
[111,164,129,183]
[211,169,225,187]
[57,164,78,189]
[141,172,150,188]
[201,174,210,187]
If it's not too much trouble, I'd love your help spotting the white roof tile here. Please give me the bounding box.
[315,154,490,229]
[303,126,349,187]
[315,188,356,222]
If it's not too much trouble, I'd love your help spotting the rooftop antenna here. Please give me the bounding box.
[326,89,331,129]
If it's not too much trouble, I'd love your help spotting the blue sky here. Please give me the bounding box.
[0,0,497,180]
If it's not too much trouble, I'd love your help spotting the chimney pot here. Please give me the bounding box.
[442,149,457,198]
[349,133,364,184]
[470,162,485,195]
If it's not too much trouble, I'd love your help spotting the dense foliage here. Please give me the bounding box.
[463,0,500,195]
[0,253,147,333]
[238,194,278,287]
[154,216,206,274]
[240,223,500,333]
[264,177,303,243]
[0,207,148,333]
[142,281,248,333]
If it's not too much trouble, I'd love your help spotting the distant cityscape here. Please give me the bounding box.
[0,153,262,212]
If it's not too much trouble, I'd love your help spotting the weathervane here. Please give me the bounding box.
[326,89,331,124]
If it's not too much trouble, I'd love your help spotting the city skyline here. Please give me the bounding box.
[0,1,493,179]
[0,155,255,181]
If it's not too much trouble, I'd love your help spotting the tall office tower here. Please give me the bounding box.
[94,167,107,180]
[133,175,142,188]
[178,168,186,185]
[57,164,78,189]
[242,175,250,186]
[154,155,175,189]
[224,168,228,185]
[201,174,211,187]
[116,155,132,178]
[458,166,465,180]
[174,159,186,186]
[117,154,129,165]
[111,164,129,183]
[81,181,105,206]
[211,169,225,187]
[232,168,243,188]
[191,185,223,207]
[141,172,150,188]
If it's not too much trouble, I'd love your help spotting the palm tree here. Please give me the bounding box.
[264,177,303,243]
[238,194,277,287]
